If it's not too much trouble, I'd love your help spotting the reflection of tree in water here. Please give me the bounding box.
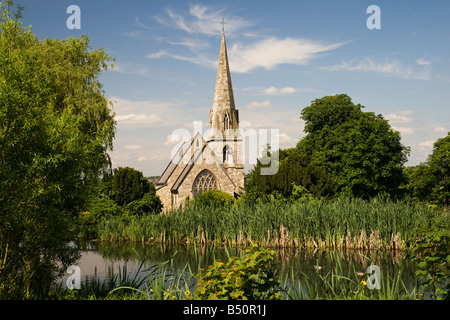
[75,241,419,294]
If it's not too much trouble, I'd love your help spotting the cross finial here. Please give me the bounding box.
[220,17,226,32]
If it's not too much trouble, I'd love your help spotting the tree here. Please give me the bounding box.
[405,132,450,206]
[244,146,335,202]
[427,133,450,206]
[113,167,151,206]
[297,94,409,199]
[126,192,163,215]
[0,2,115,297]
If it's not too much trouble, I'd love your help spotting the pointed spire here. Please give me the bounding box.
[210,31,238,133]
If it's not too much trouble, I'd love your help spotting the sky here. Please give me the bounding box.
[17,0,450,177]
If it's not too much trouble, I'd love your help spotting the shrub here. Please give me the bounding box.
[409,213,450,300]
[192,189,236,207]
[126,192,163,215]
[195,245,282,300]
[88,194,123,222]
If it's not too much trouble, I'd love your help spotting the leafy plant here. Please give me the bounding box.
[195,245,282,300]
[409,214,450,300]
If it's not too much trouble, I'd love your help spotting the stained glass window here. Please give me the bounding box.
[192,169,218,197]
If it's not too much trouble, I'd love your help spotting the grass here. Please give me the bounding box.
[97,196,437,250]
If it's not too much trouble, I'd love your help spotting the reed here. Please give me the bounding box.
[97,196,436,250]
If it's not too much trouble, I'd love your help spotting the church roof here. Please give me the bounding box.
[155,132,238,193]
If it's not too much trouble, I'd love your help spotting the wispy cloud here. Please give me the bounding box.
[434,126,447,133]
[229,37,347,73]
[111,97,183,127]
[418,140,435,152]
[416,58,431,65]
[321,58,431,80]
[147,50,216,68]
[392,126,415,135]
[244,100,272,109]
[110,62,151,78]
[264,86,297,94]
[167,37,210,51]
[156,4,252,36]
[115,113,163,125]
[385,110,414,124]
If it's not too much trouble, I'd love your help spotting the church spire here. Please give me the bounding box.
[210,30,239,134]
[209,30,239,136]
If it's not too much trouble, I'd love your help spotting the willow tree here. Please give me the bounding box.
[0,2,115,297]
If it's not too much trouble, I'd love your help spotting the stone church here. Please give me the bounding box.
[155,31,245,211]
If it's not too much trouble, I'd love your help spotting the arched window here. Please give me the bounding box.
[192,169,218,197]
[224,112,230,131]
[223,145,232,164]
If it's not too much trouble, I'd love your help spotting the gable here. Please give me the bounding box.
[170,137,237,193]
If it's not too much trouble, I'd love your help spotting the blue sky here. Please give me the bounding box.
[18,0,450,176]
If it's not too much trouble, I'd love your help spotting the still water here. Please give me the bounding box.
[62,240,422,299]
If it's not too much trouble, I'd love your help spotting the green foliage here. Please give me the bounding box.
[98,196,431,250]
[297,94,409,199]
[405,133,450,206]
[126,192,163,215]
[113,167,151,206]
[88,194,123,221]
[403,164,435,203]
[244,147,335,203]
[195,245,282,300]
[0,2,115,298]
[427,133,450,206]
[409,213,450,300]
[191,189,236,207]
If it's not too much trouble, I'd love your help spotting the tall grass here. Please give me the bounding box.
[97,196,436,250]
[280,251,418,300]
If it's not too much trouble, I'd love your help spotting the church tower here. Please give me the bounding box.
[208,31,244,177]
[155,30,245,211]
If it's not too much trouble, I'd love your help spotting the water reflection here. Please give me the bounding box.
[62,240,420,297]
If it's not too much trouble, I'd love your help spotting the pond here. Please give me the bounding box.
[61,241,424,299]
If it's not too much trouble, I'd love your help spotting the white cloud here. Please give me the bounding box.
[115,113,162,125]
[245,100,272,109]
[392,126,415,135]
[111,97,184,127]
[416,58,431,65]
[385,111,413,124]
[138,156,147,162]
[418,140,435,151]
[263,86,279,94]
[229,37,347,73]
[321,58,431,80]
[277,132,294,144]
[164,133,189,146]
[124,144,142,150]
[434,126,447,133]
[263,86,297,95]
[147,50,168,59]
